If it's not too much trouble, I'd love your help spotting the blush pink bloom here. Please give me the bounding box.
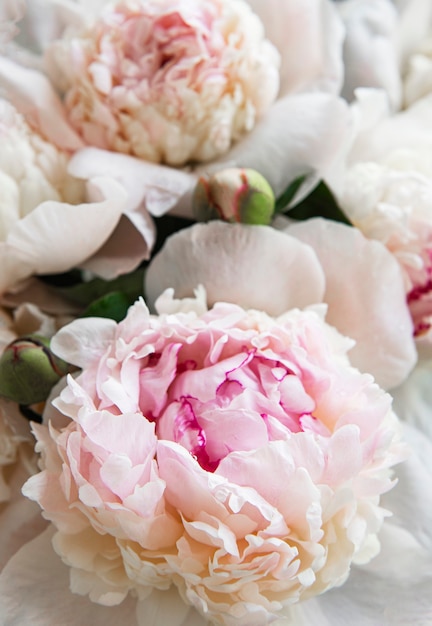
[45,0,280,166]
[329,88,432,350]
[340,161,432,342]
[145,221,416,390]
[21,292,405,625]
[0,0,351,218]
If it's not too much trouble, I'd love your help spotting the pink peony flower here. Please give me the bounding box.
[328,88,432,349]
[21,291,405,624]
[0,0,351,218]
[145,221,416,390]
[340,161,432,341]
[45,0,280,166]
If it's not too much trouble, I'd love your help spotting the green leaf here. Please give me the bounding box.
[81,291,132,322]
[57,268,145,308]
[275,175,307,213]
[286,180,352,225]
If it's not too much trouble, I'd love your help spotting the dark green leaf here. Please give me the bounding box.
[275,175,307,213]
[82,291,132,322]
[57,268,145,308]
[286,180,352,225]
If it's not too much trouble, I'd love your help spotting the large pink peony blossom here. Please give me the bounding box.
[145,221,416,390]
[45,0,280,165]
[21,291,405,624]
[0,0,350,218]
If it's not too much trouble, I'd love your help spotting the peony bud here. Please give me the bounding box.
[193,168,275,225]
[0,335,70,405]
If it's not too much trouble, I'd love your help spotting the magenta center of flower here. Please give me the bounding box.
[138,345,315,472]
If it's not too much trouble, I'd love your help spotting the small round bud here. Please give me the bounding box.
[192,168,275,225]
[0,334,70,405]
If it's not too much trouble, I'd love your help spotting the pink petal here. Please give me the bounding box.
[287,218,417,389]
[145,221,325,316]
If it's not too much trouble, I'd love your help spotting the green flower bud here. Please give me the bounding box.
[0,334,70,405]
[192,168,275,225]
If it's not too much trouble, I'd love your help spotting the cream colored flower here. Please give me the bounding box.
[45,0,280,165]
[0,97,84,241]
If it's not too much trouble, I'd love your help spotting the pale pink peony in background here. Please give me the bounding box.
[328,88,432,349]
[340,162,432,341]
[22,291,405,624]
[45,0,280,165]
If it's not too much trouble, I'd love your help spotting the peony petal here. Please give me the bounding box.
[392,361,432,441]
[348,89,432,166]
[287,218,417,389]
[0,57,84,150]
[294,424,432,625]
[51,316,117,369]
[246,0,345,96]
[0,497,47,570]
[80,213,155,279]
[0,527,138,625]
[395,0,432,68]
[202,93,352,200]
[337,0,402,109]
[145,221,325,316]
[136,588,205,626]
[68,147,196,218]
[0,176,127,293]
[0,277,82,316]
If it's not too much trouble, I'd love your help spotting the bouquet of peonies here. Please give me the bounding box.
[0,0,432,625]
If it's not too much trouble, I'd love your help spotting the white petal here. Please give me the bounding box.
[0,177,126,293]
[145,222,325,316]
[51,316,117,368]
[337,0,402,109]
[392,361,432,441]
[291,423,432,625]
[0,57,84,151]
[287,218,417,389]
[246,0,345,96]
[68,148,196,217]
[0,528,138,625]
[0,497,47,571]
[136,588,205,626]
[395,0,432,67]
[349,89,432,165]
[203,94,352,201]
[80,213,155,278]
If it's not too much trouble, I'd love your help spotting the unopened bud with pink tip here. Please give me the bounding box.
[193,168,275,225]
